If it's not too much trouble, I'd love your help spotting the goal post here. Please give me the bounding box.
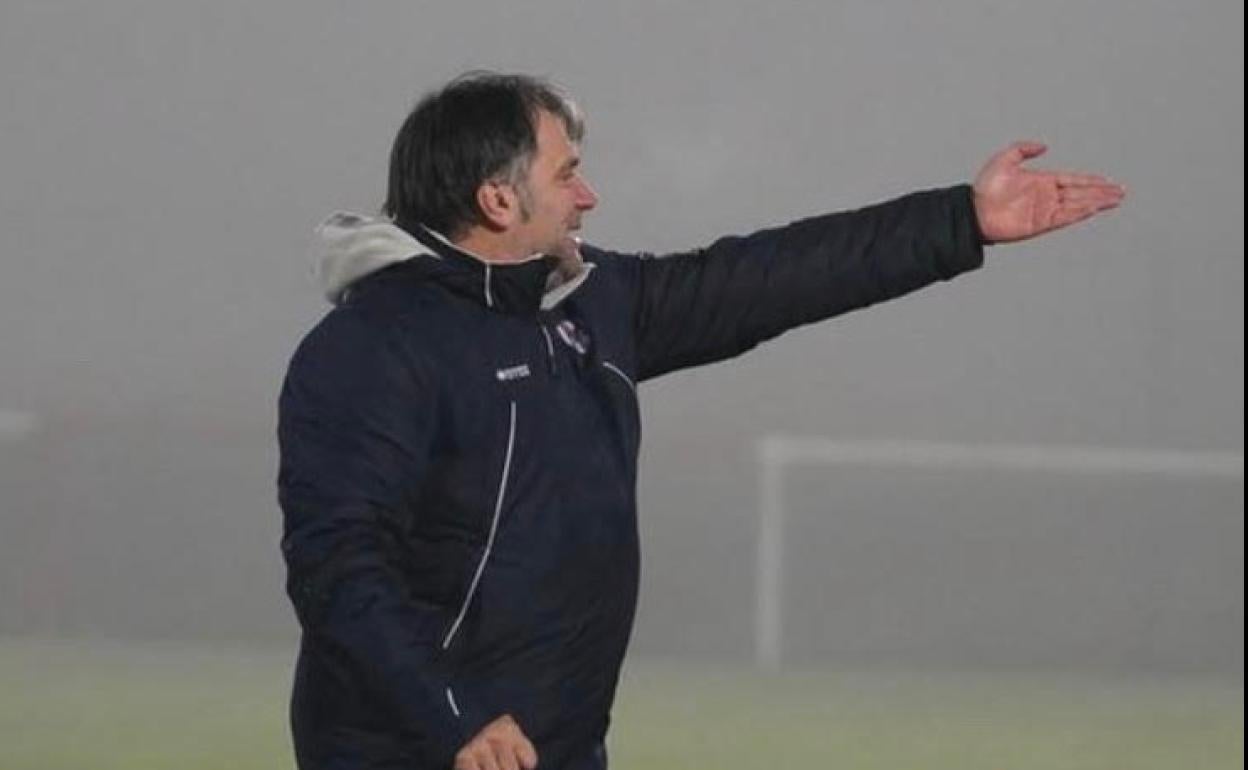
[754,437,1245,670]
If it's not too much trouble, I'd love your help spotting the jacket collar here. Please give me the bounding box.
[410,225,592,316]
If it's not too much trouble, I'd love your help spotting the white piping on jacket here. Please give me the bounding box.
[445,686,461,718]
[483,264,494,308]
[539,325,556,359]
[441,400,517,650]
[601,360,635,392]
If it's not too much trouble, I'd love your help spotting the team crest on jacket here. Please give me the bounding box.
[555,319,590,356]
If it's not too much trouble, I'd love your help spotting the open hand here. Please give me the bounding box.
[454,714,538,770]
[972,141,1126,243]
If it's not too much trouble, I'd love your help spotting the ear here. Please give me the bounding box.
[476,179,520,230]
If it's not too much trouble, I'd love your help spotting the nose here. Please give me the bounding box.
[574,177,599,211]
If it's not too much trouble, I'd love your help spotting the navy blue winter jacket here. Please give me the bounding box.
[277,185,985,769]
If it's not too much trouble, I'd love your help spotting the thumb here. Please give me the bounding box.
[1001,140,1047,167]
[977,140,1048,190]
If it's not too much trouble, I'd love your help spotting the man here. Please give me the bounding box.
[277,72,1124,770]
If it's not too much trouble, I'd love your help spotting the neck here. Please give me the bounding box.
[451,228,536,265]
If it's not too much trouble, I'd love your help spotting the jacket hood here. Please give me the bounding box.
[314,211,594,312]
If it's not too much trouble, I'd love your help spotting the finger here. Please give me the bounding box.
[1070,196,1122,215]
[476,746,502,770]
[516,735,539,769]
[1059,187,1126,206]
[1051,201,1118,230]
[1013,140,1048,159]
[455,754,482,770]
[1066,183,1127,200]
[1053,171,1121,188]
[999,140,1047,166]
[495,742,520,770]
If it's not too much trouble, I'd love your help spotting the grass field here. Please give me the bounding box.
[0,638,1240,769]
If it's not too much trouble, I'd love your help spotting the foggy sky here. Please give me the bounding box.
[0,1,1241,671]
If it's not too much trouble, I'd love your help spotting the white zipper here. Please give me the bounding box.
[539,324,557,375]
[441,400,517,650]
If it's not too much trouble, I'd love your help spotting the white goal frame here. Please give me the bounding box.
[754,437,1245,670]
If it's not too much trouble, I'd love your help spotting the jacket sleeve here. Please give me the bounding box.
[277,309,490,768]
[621,184,985,381]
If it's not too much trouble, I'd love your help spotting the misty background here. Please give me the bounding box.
[0,0,1242,679]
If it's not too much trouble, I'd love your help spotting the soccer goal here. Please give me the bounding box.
[753,437,1245,670]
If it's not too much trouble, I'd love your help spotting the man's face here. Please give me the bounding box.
[512,110,598,256]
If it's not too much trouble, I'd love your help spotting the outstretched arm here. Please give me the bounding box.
[577,142,1124,382]
[598,184,987,381]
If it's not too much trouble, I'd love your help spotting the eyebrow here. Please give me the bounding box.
[557,156,580,175]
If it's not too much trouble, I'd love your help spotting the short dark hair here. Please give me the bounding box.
[383,72,584,238]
